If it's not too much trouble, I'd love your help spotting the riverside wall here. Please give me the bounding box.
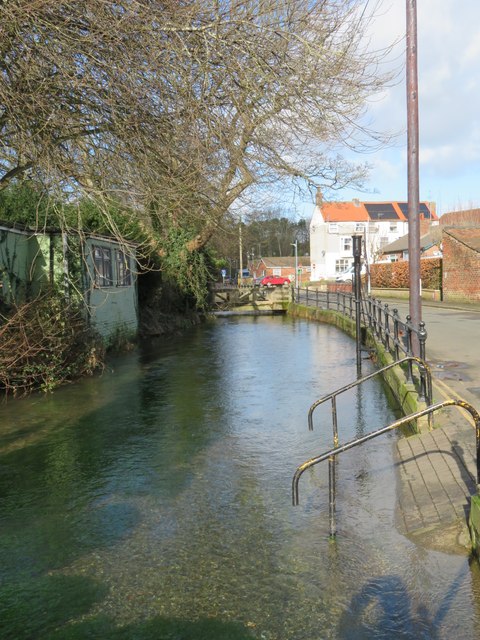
[287,302,428,429]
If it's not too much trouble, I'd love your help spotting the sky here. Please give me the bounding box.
[294,0,480,220]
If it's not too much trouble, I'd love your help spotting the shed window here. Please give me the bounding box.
[116,250,132,286]
[93,245,113,287]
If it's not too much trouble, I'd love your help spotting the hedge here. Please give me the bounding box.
[370,258,441,289]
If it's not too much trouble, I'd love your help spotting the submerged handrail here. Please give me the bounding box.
[307,356,433,443]
[293,399,480,537]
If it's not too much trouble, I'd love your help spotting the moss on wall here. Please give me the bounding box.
[470,495,480,557]
[287,302,427,431]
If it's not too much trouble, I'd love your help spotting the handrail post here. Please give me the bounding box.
[328,456,337,539]
[293,399,480,523]
[332,396,339,446]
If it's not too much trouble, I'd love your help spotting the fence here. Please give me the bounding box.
[293,285,428,394]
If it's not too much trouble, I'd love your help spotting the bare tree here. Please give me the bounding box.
[1,1,393,258]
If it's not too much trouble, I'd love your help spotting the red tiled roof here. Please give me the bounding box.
[320,201,436,222]
[321,202,370,222]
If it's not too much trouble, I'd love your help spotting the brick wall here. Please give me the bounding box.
[442,230,480,302]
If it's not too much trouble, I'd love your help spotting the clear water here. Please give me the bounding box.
[0,315,479,639]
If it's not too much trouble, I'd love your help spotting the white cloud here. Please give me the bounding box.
[354,0,480,212]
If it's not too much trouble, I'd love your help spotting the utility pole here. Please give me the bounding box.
[406,0,421,355]
[238,218,243,285]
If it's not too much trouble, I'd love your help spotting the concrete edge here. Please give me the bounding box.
[470,495,480,557]
[287,302,425,429]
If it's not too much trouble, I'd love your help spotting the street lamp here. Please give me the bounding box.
[291,241,298,293]
[406,0,421,355]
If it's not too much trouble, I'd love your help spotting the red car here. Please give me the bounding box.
[259,275,291,287]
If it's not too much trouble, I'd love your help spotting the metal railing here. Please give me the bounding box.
[308,356,433,444]
[295,287,427,360]
[292,399,480,539]
[294,287,428,395]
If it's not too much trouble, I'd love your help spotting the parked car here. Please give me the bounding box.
[258,275,291,287]
[335,265,366,283]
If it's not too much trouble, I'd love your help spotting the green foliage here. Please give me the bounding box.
[370,258,442,290]
[0,291,105,396]
[161,227,213,309]
[0,180,58,228]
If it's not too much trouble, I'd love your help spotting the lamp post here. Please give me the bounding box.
[406,0,421,355]
[352,235,363,373]
[291,241,298,296]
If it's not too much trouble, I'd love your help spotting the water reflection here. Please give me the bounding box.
[0,316,479,639]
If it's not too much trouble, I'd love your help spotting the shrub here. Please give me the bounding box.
[0,292,104,396]
[370,258,441,290]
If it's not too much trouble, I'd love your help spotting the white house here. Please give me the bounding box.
[309,196,437,280]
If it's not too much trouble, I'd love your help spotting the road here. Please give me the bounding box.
[381,299,480,409]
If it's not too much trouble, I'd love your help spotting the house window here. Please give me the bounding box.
[273,268,281,276]
[116,250,132,286]
[335,259,350,273]
[355,223,365,232]
[379,236,389,249]
[389,223,398,232]
[93,245,113,287]
[328,223,338,233]
[340,236,352,252]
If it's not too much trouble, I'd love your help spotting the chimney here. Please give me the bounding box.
[315,189,323,207]
[352,198,360,207]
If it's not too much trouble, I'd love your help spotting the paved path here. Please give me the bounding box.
[386,299,480,553]
[298,290,480,551]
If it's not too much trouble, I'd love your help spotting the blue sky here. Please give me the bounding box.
[293,0,480,220]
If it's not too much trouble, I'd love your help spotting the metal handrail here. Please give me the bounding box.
[295,288,428,368]
[307,357,433,443]
[293,399,480,538]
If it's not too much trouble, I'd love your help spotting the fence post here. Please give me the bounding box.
[393,308,400,360]
[405,315,413,381]
[374,298,381,339]
[383,303,389,350]
[418,321,428,401]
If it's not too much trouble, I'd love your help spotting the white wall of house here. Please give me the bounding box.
[310,205,409,280]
